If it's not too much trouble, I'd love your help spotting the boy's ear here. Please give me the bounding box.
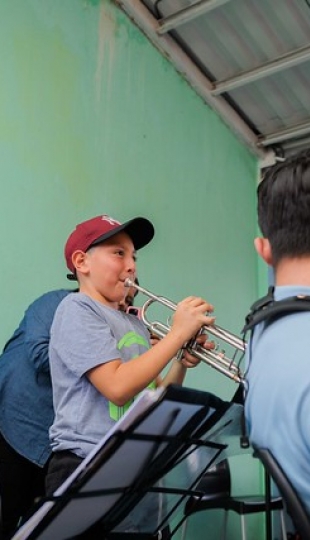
[71,251,89,276]
[254,237,273,265]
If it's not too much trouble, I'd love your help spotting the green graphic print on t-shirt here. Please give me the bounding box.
[109,331,156,421]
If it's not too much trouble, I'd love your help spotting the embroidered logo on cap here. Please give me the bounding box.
[101,215,120,226]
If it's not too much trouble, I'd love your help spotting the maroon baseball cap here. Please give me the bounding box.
[65,214,154,279]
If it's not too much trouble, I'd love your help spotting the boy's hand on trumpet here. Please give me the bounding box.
[171,296,215,345]
[179,332,216,368]
[149,331,215,368]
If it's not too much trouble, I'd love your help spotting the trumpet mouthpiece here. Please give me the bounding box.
[124,278,134,288]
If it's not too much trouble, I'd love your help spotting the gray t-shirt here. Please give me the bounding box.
[49,292,151,458]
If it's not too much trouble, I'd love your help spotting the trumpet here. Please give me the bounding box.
[125,278,245,385]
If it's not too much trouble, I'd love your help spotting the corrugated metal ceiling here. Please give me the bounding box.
[115,0,310,165]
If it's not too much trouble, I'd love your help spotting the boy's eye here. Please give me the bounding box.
[114,249,137,261]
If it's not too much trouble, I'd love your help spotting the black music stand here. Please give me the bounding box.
[12,385,245,540]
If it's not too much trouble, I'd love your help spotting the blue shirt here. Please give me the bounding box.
[0,289,70,466]
[245,285,310,514]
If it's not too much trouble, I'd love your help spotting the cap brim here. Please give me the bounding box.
[91,217,154,250]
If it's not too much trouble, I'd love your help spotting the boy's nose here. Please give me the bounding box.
[127,258,136,272]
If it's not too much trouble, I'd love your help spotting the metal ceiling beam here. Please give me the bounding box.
[212,44,310,95]
[281,135,310,152]
[259,120,310,146]
[115,0,270,160]
[157,0,230,35]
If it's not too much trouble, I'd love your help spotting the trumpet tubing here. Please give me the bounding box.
[125,278,245,385]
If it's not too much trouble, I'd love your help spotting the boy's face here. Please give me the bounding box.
[80,231,137,306]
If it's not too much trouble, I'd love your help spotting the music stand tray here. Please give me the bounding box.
[12,384,244,540]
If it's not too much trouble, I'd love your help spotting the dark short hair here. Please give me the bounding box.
[257,148,310,264]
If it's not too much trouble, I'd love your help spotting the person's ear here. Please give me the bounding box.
[71,251,89,276]
[254,237,273,265]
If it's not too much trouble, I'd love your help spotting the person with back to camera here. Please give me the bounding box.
[45,213,216,537]
[244,148,310,522]
[0,289,72,539]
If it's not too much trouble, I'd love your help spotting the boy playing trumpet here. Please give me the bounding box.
[46,213,215,535]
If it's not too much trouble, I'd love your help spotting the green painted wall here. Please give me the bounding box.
[0,0,266,537]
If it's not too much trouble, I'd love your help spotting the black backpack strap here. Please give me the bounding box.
[243,287,310,333]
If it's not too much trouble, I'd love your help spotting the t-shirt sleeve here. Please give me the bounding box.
[50,296,120,378]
